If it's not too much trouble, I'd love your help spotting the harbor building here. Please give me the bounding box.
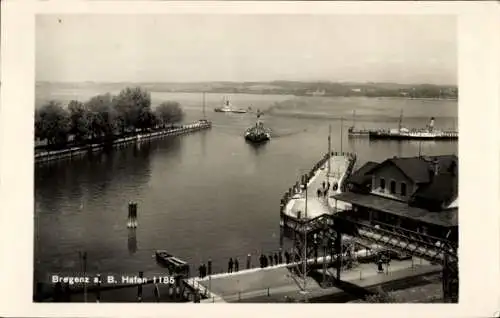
[334,155,458,241]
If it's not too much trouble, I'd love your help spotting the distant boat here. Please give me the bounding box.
[231,109,248,114]
[347,110,375,137]
[244,111,271,143]
[213,96,247,114]
[369,113,458,140]
[214,96,233,112]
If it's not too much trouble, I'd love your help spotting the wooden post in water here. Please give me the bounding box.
[96,274,101,302]
[79,251,88,303]
[127,202,138,228]
[137,271,143,302]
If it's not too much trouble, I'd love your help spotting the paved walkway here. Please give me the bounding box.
[284,155,352,219]
[192,256,435,303]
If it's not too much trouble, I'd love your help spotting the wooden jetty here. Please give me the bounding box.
[35,120,212,165]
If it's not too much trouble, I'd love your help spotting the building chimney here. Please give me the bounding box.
[432,158,439,176]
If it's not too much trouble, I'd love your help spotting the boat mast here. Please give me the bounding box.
[352,110,356,128]
[327,124,331,177]
[340,117,344,153]
[398,109,403,131]
[202,92,206,119]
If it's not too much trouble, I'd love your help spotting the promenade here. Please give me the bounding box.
[187,256,436,303]
[284,154,352,220]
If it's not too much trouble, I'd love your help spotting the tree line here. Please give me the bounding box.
[35,87,184,150]
[207,82,458,99]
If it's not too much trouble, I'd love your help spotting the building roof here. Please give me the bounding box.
[363,154,458,209]
[365,155,458,184]
[348,161,379,185]
[411,173,458,208]
[332,192,458,227]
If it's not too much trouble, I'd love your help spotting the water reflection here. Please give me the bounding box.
[128,228,137,255]
[34,137,183,279]
[246,141,269,155]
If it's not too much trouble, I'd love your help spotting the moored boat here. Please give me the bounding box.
[368,116,458,140]
[155,250,190,275]
[347,110,377,137]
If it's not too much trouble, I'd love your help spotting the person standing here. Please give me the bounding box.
[273,253,278,265]
[234,258,239,272]
[228,258,234,273]
[207,258,212,276]
[202,263,207,278]
[198,263,203,278]
[377,257,383,273]
[246,254,251,269]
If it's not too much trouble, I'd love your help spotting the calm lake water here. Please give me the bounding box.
[34,89,458,283]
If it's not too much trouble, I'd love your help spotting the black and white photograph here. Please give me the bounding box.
[33,12,459,304]
[1,1,499,316]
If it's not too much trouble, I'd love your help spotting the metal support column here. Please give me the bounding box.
[442,254,459,303]
[335,230,342,281]
[279,212,284,250]
[321,219,328,287]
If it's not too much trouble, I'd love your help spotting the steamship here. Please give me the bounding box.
[244,111,271,143]
[369,115,458,140]
[214,96,248,113]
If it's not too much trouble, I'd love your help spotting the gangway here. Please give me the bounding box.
[280,211,458,302]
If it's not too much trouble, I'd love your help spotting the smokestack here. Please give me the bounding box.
[429,117,435,131]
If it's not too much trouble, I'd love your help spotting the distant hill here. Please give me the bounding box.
[36,81,458,99]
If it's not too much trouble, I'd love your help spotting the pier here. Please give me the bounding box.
[279,152,458,302]
[35,120,212,165]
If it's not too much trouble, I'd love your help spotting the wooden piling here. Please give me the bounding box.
[137,271,143,302]
[96,274,101,302]
[127,202,138,228]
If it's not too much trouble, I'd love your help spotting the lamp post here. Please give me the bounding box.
[300,179,309,302]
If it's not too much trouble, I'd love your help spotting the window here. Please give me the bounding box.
[390,180,396,194]
[379,178,385,190]
[401,182,407,196]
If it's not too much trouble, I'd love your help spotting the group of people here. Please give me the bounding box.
[227,257,239,273]
[198,259,212,278]
[317,181,331,198]
[199,248,316,277]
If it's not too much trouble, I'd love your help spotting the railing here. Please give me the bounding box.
[280,151,357,216]
[281,212,457,267]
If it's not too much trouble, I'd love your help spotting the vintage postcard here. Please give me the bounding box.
[0,1,499,318]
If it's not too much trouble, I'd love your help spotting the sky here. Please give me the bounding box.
[36,14,457,85]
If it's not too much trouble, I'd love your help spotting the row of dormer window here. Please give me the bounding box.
[378,178,407,196]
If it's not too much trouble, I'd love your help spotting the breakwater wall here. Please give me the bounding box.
[279,151,357,216]
[35,120,212,165]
